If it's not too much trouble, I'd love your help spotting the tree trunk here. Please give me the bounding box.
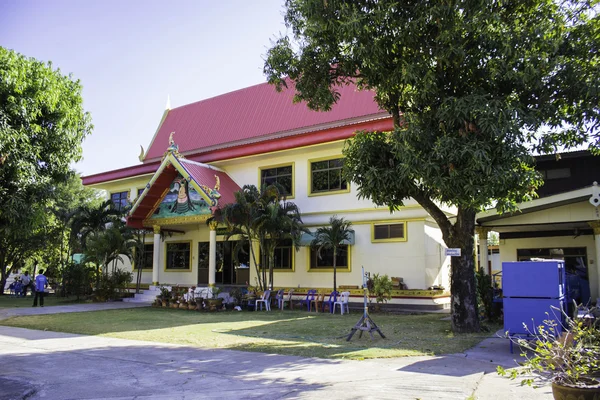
[333,248,337,293]
[269,253,274,290]
[448,208,480,333]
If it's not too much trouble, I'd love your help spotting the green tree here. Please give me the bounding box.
[0,48,92,293]
[255,185,306,289]
[311,216,353,293]
[265,0,599,332]
[213,184,306,290]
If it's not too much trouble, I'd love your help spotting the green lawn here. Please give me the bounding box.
[0,294,89,309]
[0,307,498,360]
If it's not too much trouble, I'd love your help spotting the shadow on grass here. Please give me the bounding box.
[0,308,495,361]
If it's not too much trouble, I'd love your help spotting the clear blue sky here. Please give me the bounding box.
[1,0,287,176]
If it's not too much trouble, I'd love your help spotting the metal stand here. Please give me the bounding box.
[347,267,385,341]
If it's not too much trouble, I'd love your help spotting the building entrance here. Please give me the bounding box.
[197,241,250,285]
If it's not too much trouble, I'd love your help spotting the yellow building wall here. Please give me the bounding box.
[89,140,450,290]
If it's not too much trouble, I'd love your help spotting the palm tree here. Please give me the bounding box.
[311,216,354,293]
[71,200,121,250]
[211,185,266,290]
[255,186,306,289]
[71,200,122,288]
[212,184,306,291]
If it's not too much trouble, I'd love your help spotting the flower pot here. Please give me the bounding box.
[188,304,196,311]
[179,303,188,310]
[552,382,600,400]
[161,300,168,307]
[203,298,224,311]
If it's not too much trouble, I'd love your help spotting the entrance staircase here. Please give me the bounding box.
[122,286,164,303]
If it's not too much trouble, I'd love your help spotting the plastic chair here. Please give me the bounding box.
[281,289,294,310]
[255,290,271,311]
[304,289,317,311]
[310,292,325,312]
[333,291,350,315]
[275,289,285,310]
[325,291,339,313]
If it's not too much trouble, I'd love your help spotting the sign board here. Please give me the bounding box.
[445,248,461,257]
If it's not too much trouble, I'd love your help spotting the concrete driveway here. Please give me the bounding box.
[0,323,552,400]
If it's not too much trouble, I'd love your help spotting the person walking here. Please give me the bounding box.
[32,270,48,307]
[21,271,31,297]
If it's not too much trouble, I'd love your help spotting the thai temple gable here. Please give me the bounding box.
[127,140,241,229]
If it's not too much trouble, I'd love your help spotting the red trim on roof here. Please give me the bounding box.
[83,118,393,185]
[83,162,159,185]
[127,164,178,227]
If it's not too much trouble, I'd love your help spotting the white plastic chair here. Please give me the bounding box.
[255,290,271,311]
[333,291,350,315]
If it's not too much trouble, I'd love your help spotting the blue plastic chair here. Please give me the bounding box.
[325,291,339,313]
[304,289,317,311]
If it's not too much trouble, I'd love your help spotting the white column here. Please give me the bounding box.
[476,227,490,275]
[589,221,600,301]
[208,221,218,287]
[152,225,161,285]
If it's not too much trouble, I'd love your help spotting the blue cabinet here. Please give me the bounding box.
[503,260,566,336]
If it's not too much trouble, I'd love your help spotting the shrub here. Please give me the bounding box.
[369,273,393,305]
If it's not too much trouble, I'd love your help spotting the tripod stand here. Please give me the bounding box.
[347,267,385,341]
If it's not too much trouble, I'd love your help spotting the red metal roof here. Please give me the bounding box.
[178,159,240,206]
[144,80,385,160]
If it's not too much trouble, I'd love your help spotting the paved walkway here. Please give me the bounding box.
[0,304,553,400]
[0,301,149,321]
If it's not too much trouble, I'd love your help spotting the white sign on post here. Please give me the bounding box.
[445,248,461,257]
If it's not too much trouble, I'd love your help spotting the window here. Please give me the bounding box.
[309,245,350,270]
[260,164,293,197]
[137,188,145,197]
[310,157,348,195]
[165,242,191,270]
[110,191,129,211]
[135,244,153,270]
[517,247,587,278]
[260,239,294,270]
[372,223,407,242]
[541,168,571,180]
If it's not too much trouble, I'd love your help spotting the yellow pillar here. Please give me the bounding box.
[208,221,218,287]
[152,225,161,285]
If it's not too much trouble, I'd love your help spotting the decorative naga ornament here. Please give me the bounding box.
[200,175,221,201]
[162,132,184,161]
[138,145,145,162]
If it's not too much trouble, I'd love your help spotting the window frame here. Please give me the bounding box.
[308,156,350,196]
[110,190,130,212]
[133,243,154,271]
[259,239,295,272]
[307,245,352,272]
[258,162,295,199]
[371,222,408,243]
[164,241,192,271]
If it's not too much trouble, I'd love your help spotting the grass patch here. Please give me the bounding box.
[0,294,89,309]
[0,308,498,360]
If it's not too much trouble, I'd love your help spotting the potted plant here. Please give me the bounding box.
[158,286,170,307]
[229,287,245,308]
[203,287,224,311]
[368,273,393,312]
[498,306,600,399]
